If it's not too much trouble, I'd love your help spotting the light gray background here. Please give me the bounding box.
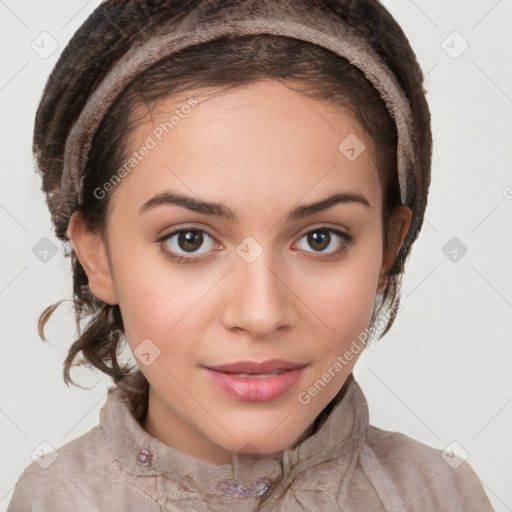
[1,0,511,510]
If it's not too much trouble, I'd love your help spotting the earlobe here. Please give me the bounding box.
[377,206,412,294]
[66,211,119,305]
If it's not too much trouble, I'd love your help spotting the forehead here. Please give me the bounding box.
[109,79,382,216]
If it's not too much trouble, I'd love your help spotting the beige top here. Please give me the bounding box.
[7,373,494,511]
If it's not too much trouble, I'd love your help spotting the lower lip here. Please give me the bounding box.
[203,367,305,402]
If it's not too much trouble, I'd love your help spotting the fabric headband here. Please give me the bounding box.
[57,2,418,233]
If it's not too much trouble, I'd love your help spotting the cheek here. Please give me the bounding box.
[118,272,202,339]
[106,236,183,340]
[302,232,383,346]
[111,246,220,364]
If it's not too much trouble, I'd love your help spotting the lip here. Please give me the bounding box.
[203,359,307,402]
[205,358,304,374]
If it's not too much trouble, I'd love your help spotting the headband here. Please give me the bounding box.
[56,1,419,235]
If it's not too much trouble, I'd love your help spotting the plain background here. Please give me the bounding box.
[1,0,511,510]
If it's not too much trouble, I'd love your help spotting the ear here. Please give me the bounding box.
[66,210,119,305]
[377,205,412,294]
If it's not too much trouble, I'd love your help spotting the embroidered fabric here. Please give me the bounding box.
[7,372,495,511]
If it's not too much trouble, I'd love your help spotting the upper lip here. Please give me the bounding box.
[205,359,306,374]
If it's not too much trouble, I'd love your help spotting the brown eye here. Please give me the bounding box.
[177,230,204,252]
[158,227,218,261]
[307,230,330,251]
[296,227,353,259]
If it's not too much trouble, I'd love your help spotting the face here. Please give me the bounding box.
[70,79,410,465]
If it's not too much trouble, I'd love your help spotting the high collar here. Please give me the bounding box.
[99,371,369,504]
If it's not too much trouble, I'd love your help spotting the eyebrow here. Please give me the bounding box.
[138,190,371,222]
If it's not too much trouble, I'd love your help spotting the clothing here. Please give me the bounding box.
[7,373,493,511]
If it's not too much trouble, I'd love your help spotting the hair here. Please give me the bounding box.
[34,0,431,394]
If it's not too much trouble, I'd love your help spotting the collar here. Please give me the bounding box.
[99,371,369,503]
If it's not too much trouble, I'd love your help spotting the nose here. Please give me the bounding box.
[220,243,299,339]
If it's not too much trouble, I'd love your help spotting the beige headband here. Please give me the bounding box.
[58,1,418,228]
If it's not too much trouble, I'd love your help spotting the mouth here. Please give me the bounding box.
[204,358,306,374]
[202,359,308,402]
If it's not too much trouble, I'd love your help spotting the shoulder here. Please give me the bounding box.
[7,425,119,512]
[360,425,494,510]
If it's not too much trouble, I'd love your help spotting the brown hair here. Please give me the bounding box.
[34,0,431,391]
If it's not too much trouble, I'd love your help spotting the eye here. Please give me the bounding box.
[158,226,219,262]
[294,227,353,259]
[157,225,353,264]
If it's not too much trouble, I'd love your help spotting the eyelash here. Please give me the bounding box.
[157,225,354,264]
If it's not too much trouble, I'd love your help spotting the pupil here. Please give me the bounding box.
[179,230,203,252]
[309,230,329,251]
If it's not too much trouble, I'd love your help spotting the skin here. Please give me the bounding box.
[68,79,411,465]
